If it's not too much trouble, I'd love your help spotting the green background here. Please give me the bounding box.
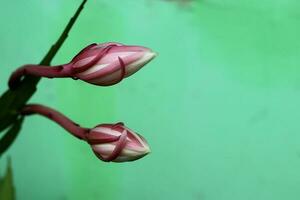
[1,0,300,199]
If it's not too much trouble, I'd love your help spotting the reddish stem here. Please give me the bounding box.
[8,64,71,89]
[21,104,89,140]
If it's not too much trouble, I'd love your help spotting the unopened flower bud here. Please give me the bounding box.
[86,122,150,162]
[69,42,156,86]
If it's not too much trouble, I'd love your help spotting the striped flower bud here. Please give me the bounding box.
[8,42,156,89]
[86,122,150,162]
[70,42,156,86]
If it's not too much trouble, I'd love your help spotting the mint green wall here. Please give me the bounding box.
[1,0,300,200]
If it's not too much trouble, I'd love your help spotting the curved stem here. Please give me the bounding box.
[21,104,89,140]
[8,64,71,89]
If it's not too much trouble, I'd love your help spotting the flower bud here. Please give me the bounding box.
[69,42,156,86]
[85,122,150,162]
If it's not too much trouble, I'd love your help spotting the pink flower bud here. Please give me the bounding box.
[86,122,150,162]
[69,42,157,86]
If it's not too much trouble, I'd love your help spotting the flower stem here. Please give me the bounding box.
[8,64,70,89]
[22,104,89,140]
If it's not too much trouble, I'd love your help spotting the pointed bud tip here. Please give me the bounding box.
[144,48,157,57]
[145,146,151,155]
[146,51,157,61]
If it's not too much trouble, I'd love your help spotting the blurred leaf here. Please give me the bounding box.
[0,118,23,157]
[0,79,37,133]
[0,158,15,200]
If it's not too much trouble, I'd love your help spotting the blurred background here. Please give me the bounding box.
[1,0,300,199]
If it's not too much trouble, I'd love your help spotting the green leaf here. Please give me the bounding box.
[0,81,36,133]
[0,158,15,200]
[0,118,24,157]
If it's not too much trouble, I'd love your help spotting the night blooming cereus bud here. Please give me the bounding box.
[8,42,156,89]
[86,122,150,162]
[69,42,156,86]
